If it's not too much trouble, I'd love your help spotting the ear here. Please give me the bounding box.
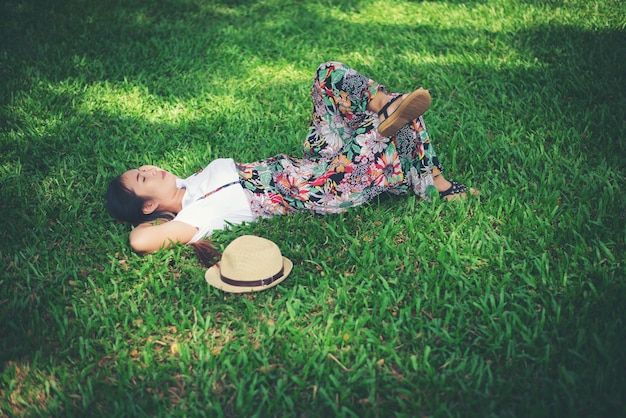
[142,200,158,215]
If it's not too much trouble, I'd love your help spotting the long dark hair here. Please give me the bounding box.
[106,175,221,267]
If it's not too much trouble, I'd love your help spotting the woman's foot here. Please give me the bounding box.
[376,88,431,137]
[433,171,480,201]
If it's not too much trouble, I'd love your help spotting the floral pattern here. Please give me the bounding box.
[237,61,444,219]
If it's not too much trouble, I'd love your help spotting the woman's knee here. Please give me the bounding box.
[315,61,348,78]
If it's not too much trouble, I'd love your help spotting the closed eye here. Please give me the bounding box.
[136,170,146,184]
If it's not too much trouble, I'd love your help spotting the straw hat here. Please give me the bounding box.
[205,235,292,293]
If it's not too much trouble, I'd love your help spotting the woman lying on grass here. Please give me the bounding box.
[106,61,479,266]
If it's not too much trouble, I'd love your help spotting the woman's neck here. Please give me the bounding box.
[159,187,187,214]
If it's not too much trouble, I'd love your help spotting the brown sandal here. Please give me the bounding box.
[377,88,431,137]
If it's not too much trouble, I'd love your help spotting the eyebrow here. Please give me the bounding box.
[136,170,140,183]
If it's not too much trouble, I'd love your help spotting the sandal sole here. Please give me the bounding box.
[378,88,431,137]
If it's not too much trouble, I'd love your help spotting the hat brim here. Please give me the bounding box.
[205,257,293,293]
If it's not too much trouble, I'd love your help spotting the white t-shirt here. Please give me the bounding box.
[173,158,254,242]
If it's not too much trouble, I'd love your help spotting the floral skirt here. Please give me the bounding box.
[237,61,444,219]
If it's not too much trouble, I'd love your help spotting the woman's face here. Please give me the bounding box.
[121,165,178,201]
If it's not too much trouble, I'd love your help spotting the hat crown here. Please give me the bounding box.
[219,235,284,282]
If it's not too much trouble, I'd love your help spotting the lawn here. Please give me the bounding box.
[1,0,625,416]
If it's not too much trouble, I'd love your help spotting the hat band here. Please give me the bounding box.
[220,265,284,288]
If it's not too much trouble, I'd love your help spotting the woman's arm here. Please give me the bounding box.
[129,220,198,253]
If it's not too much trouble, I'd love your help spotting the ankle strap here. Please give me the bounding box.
[377,95,402,118]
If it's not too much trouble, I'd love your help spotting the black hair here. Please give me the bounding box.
[105,175,174,225]
[106,175,220,267]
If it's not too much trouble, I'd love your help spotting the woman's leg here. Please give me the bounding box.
[391,109,443,199]
[383,102,478,200]
[238,144,404,218]
[301,62,442,199]
[303,61,383,160]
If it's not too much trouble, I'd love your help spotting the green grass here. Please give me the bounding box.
[1,0,625,416]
